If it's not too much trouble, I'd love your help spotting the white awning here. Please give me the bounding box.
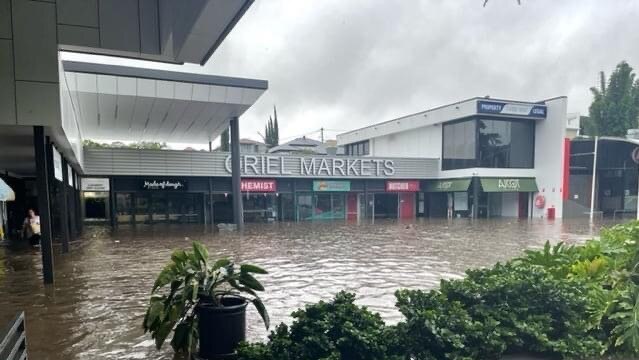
[61,60,267,144]
[0,178,15,202]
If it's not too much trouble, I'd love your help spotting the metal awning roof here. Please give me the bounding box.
[61,60,267,144]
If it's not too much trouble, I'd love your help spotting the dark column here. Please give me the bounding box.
[208,177,214,229]
[76,177,83,234]
[109,178,116,228]
[34,126,54,284]
[60,158,70,253]
[472,176,480,219]
[67,167,77,242]
[230,117,243,229]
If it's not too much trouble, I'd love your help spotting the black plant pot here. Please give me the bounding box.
[196,296,248,359]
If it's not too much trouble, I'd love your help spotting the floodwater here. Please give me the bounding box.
[0,218,621,359]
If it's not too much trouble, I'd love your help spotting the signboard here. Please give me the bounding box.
[67,165,74,187]
[313,180,351,192]
[52,147,63,181]
[141,179,187,190]
[424,178,472,192]
[386,180,420,192]
[241,179,277,192]
[225,155,396,177]
[477,100,546,118]
[480,178,538,192]
[81,178,110,192]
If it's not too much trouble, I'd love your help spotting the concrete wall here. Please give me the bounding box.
[370,125,442,159]
[531,97,567,218]
[0,0,61,128]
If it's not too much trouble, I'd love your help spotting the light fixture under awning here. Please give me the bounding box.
[424,178,472,192]
[0,178,15,201]
[480,177,539,192]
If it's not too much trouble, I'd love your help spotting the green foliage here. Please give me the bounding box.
[220,129,230,152]
[142,242,269,355]
[588,61,639,136]
[396,262,605,359]
[265,106,280,147]
[237,291,404,360]
[83,139,167,149]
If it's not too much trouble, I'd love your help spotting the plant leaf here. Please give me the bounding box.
[239,272,265,291]
[252,298,270,329]
[241,264,268,274]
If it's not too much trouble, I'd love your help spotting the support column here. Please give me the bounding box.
[76,177,83,234]
[230,117,243,229]
[34,127,54,284]
[208,178,214,230]
[67,167,77,243]
[60,158,70,253]
[109,178,116,229]
[472,177,480,219]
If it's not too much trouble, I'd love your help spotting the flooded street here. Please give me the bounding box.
[0,218,618,359]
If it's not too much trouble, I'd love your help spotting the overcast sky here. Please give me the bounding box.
[65,0,639,147]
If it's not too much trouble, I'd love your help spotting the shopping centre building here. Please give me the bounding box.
[73,96,570,226]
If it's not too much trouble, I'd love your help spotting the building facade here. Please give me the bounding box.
[0,0,266,283]
[337,97,570,219]
[81,148,438,224]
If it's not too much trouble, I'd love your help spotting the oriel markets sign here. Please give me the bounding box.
[224,155,396,177]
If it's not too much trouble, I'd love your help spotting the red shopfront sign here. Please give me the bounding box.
[386,180,420,192]
[241,179,277,193]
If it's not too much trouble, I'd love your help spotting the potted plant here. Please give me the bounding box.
[143,242,269,359]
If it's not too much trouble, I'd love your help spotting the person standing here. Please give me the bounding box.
[22,208,41,246]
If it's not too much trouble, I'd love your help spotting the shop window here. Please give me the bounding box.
[442,118,535,170]
[116,193,133,224]
[442,119,477,170]
[346,140,370,156]
[478,119,534,168]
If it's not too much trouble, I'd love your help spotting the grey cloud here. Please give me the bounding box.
[202,0,639,142]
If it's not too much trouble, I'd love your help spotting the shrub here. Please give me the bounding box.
[237,291,404,360]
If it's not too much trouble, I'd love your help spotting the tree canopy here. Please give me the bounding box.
[220,129,230,152]
[264,106,279,148]
[586,61,639,137]
[83,139,167,149]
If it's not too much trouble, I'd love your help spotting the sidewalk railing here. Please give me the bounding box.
[0,311,27,360]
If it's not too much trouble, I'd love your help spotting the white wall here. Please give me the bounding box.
[370,125,441,158]
[338,98,478,145]
[531,97,567,218]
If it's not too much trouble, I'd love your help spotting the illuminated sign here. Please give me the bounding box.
[386,180,420,192]
[241,179,277,192]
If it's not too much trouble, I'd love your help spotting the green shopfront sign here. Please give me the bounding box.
[313,180,351,192]
[424,178,471,192]
[480,178,538,192]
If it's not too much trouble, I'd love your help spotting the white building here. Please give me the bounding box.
[337,97,569,219]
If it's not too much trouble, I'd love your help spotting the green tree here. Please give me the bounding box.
[264,106,280,148]
[588,61,639,137]
[220,129,230,152]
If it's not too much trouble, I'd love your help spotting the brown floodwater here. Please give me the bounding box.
[0,218,622,359]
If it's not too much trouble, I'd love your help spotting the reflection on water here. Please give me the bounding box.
[0,218,619,359]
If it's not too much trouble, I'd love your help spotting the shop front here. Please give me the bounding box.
[477,177,538,218]
[241,179,279,222]
[297,180,350,221]
[112,178,206,225]
[424,178,472,218]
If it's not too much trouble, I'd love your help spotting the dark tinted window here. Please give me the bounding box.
[442,119,476,169]
[346,140,370,156]
[478,119,534,168]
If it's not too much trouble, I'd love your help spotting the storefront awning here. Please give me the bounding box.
[0,178,15,201]
[480,177,538,192]
[424,178,471,192]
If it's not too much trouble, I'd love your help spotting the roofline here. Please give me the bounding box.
[62,60,268,90]
[200,0,254,66]
[337,96,558,138]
